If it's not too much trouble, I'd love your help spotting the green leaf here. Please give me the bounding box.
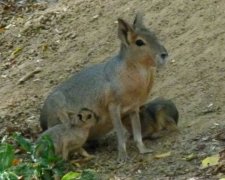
[154,151,171,159]
[13,133,33,153]
[53,159,68,177]
[182,153,198,161]
[201,154,219,169]
[10,47,23,58]
[62,171,81,180]
[0,143,15,172]
[1,135,8,143]
[80,169,99,180]
[0,171,18,180]
[11,163,34,180]
[40,169,53,180]
[34,135,59,164]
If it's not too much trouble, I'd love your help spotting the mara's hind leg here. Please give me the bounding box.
[79,148,95,160]
[71,148,95,163]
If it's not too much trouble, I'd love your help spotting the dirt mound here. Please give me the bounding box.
[0,0,225,179]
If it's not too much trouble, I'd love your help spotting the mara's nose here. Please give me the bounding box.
[160,52,168,60]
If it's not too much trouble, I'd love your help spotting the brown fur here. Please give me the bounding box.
[39,14,168,162]
[123,98,179,139]
[38,108,98,161]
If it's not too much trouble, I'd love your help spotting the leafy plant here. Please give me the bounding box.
[0,143,15,172]
[33,134,59,164]
[62,171,81,180]
[13,132,33,153]
[62,169,99,180]
[0,138,19,180]
[0,133,97,180]
[80,169,99,180]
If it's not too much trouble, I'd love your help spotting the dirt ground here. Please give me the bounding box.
[0,0,225,179]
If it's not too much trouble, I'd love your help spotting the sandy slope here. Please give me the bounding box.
[0,0,225,179]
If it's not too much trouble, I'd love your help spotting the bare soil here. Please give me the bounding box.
[0,0,225,179]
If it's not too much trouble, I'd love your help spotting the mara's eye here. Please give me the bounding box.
[77,114,82,121]
[135,39,145,46]
[87,114,92,119]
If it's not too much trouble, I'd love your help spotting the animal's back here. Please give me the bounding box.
[64,127,89,151]
[38,124,65,155]
[40,62,108,129]
[39,124,65,141]
[145,97,179,124]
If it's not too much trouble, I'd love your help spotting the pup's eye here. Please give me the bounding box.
[135,39,145,46]
[77,114,82,120]
[87,114,92,119]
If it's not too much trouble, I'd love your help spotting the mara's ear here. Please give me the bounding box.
[133,13,145,30]
[118,18,135,46]
[93,113,99,123]
[166,117,180,133]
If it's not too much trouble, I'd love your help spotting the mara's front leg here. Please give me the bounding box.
[130,109,153,154]
[62,142,69,161]
[109,103,128,162]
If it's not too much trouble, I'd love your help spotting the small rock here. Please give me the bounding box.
[202,136,210,141]
[188,177,199,180]
[137,169,141,174]
[71,33,77,39]
[1,75,7,78]
[36,59,43,63]
[91,14,100,22]
[92,15,99,19]
[66,32,77,39]
[37,0,58,4]
[207,103,213,108]
[33,78,41,82]
[5,24,15,29]
[55,28,63,34]
[171,59,176,63]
